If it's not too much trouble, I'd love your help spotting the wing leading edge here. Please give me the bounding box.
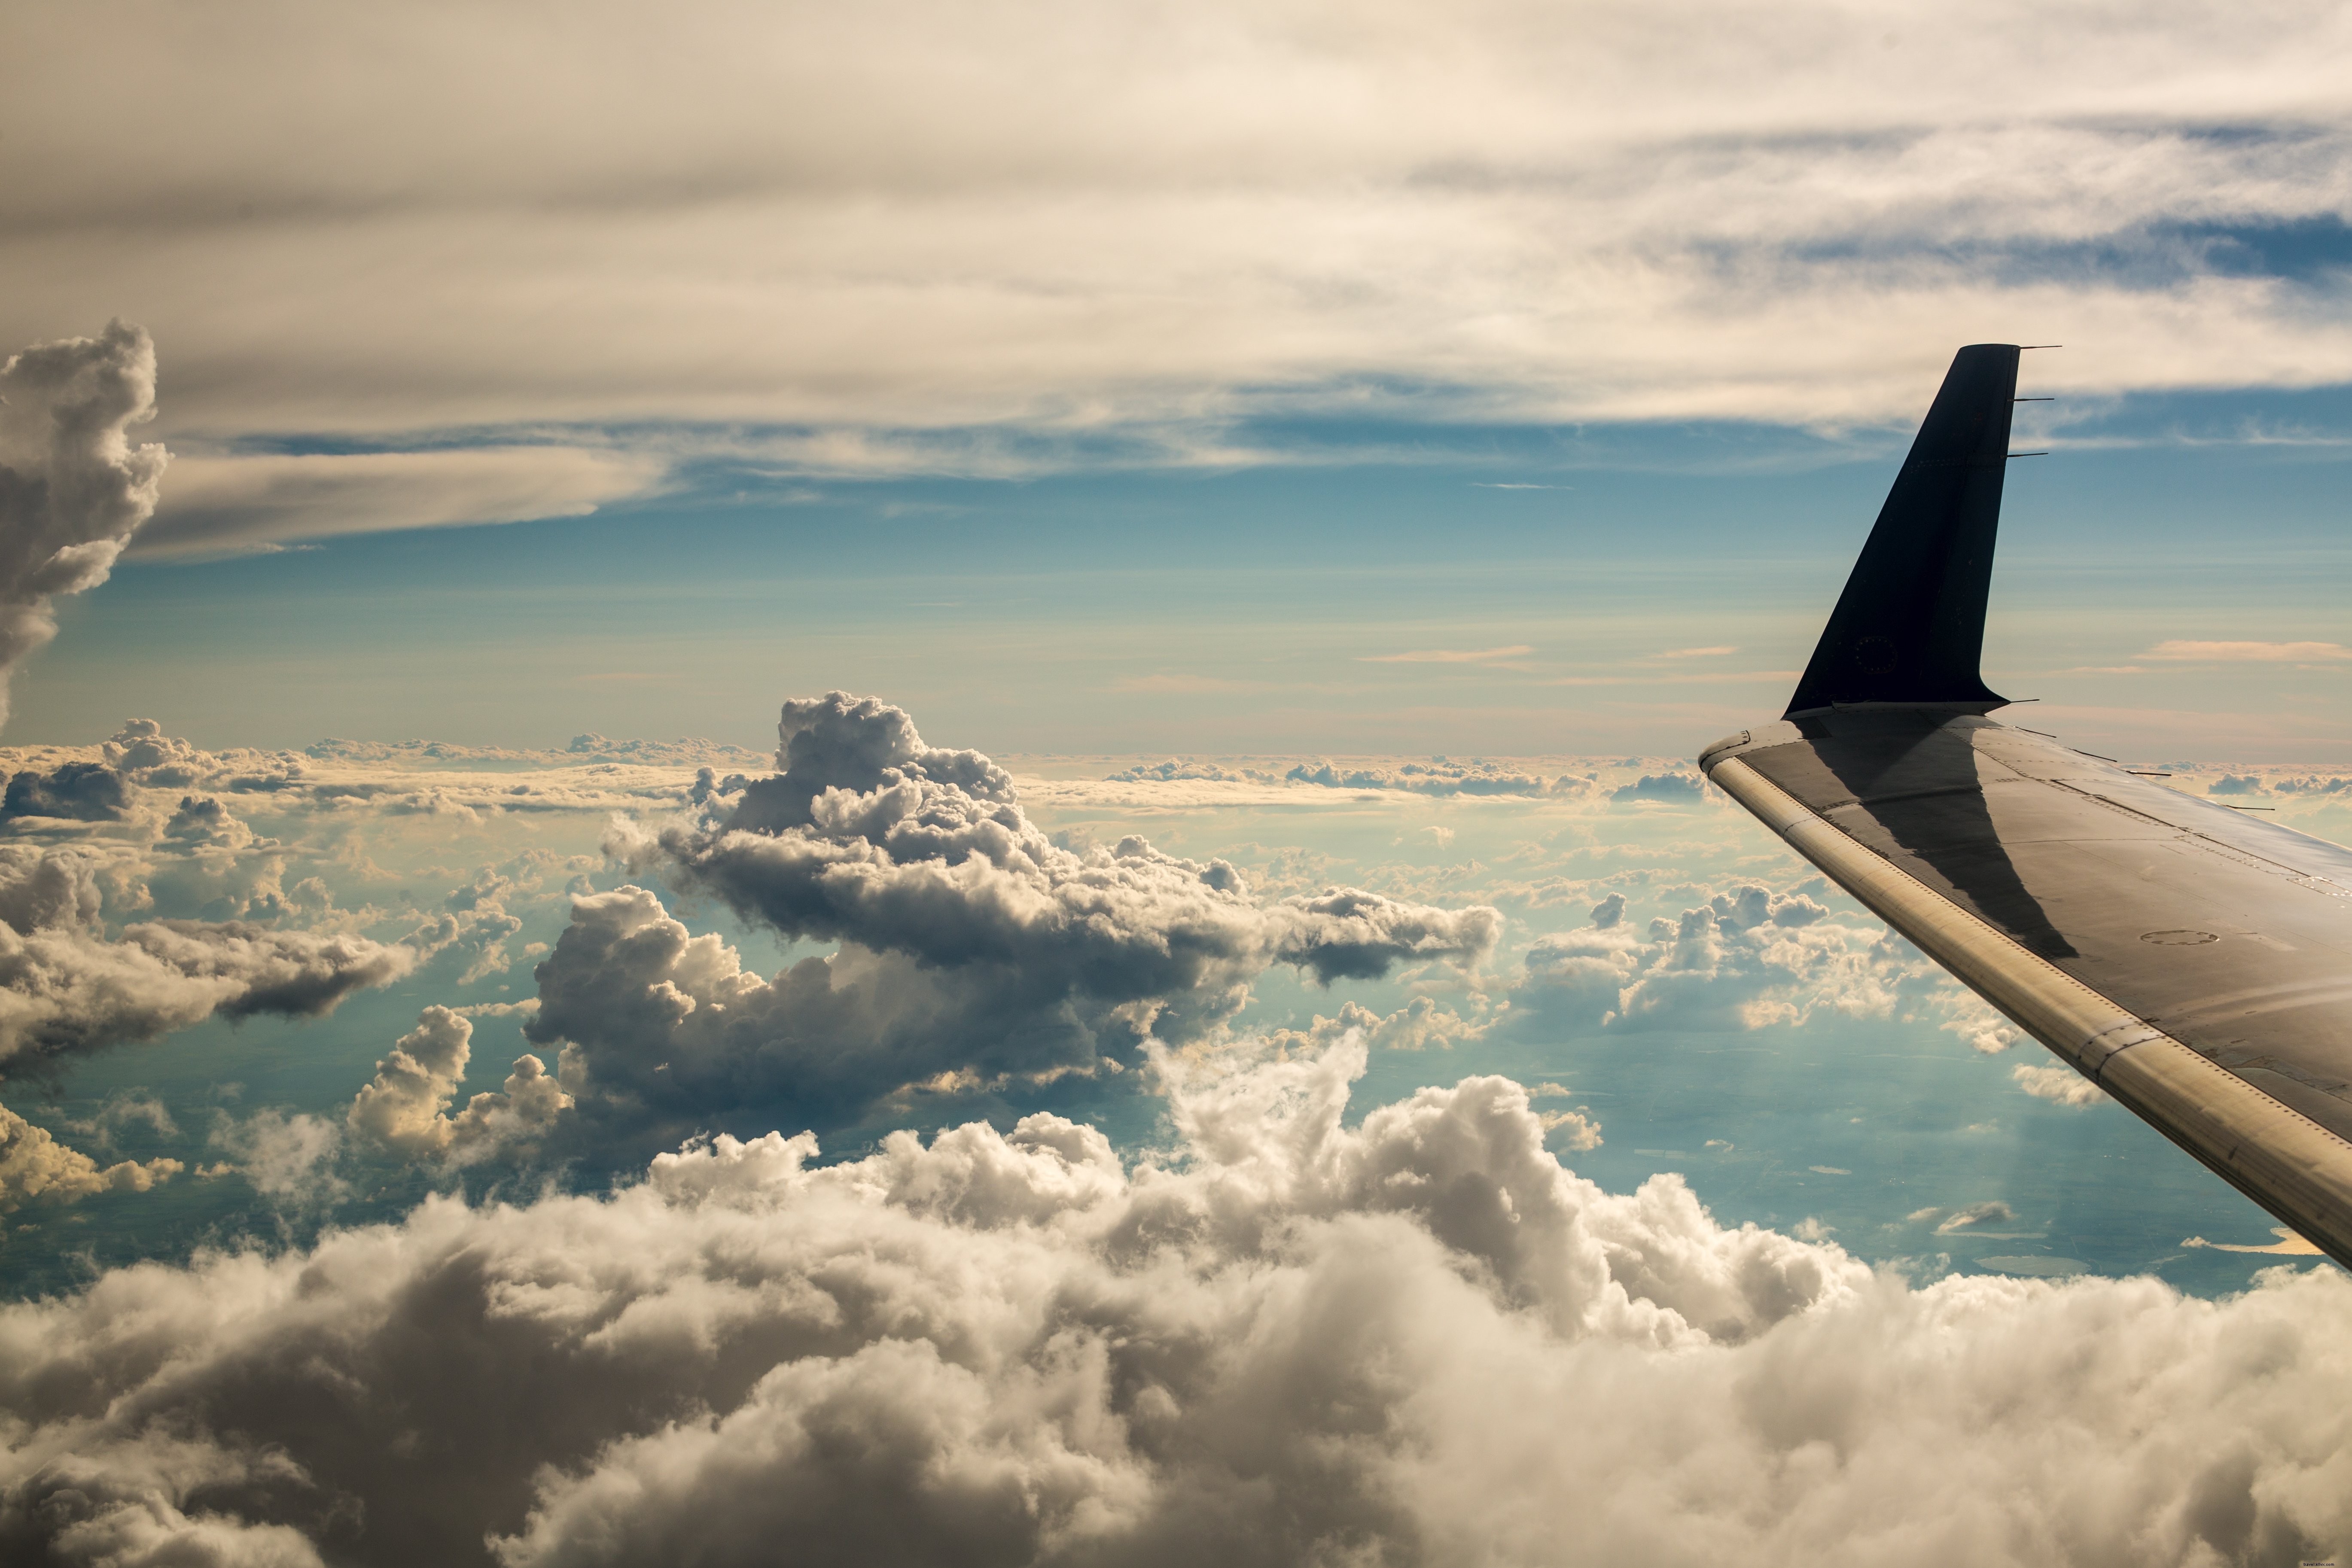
[1700,346,2352,1267]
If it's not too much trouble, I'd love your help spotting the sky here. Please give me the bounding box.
[4,1,2352,1564]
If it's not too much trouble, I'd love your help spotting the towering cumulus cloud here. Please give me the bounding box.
[554,693,1500,1141]
[0,322,168,730]
[2,1040,2347,1566]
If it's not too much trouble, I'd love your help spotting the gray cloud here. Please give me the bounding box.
[137,446,667,558]
[0,762,130,822]
[1,1038,2346,1567]
[0,322,167,729]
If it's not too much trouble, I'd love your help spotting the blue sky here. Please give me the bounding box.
[23,377,2352,761]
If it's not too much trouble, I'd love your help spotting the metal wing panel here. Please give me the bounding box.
[1706,746,2352,1268]
[1711,712,2352,1154]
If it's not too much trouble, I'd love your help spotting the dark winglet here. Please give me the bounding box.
[1784,344,2020,717]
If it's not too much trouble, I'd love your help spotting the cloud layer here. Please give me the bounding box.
[5,1,2352,516]
[3,1038,2348,1567]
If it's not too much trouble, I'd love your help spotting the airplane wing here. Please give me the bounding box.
[1700,344,2352,1267]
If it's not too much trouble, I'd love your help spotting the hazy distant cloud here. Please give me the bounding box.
[1284,758,1591,797]
[137,445,669,557]
[2143,640,2352,662]
[0,322,167,730]
[4,1038,2350,1568]
[1509,880,1926,1038]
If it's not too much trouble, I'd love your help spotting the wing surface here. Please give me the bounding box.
[1701,346,2352,1266]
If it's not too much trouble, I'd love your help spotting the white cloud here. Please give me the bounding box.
[2014,1062,2110,1107]
[3,1038,2349,1566]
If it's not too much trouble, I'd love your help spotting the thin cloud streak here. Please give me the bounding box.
[2143,639,2352,662]
[1359,646,1536,665]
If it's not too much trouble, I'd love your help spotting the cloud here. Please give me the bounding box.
[135,445,669,557]
[1508,880,1940,1038]
[1283,758,1592,797]
[0,762,131,822]
[1655,646,1738,659]
[200,1106,345,1204]
[0,1101,182,1215]
[1611,773,1705,803]
[346,1006,571,1166]
[0,322,167,730]
[1935,1200,2018,1234]
[1356,646,1534,664]
[0,843,415,1072]
[2144,640,2352,662]
[2014,1062,2110,1107]
[561,694,1498,1141]
[11,4,2352,472]
[2184,1228,2326,1257]
[3,1038,2351,1567]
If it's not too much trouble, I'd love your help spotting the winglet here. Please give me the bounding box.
[1784,344,2020,716]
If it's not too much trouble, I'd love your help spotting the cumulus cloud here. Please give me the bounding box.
[566,694,1498,1139]
[2,1038,2349,1567]
[347,1006,571,1165]
[2014,1061,2111,1107]
[0,1101,181,1215]
[0,322,168,730]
